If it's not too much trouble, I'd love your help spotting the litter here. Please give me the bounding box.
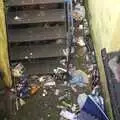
[16,98,19,111]
[64,0,72,3]
[19,87,30,98]
[43,89,48,95]
[76,110,99,120]
[14,16,21,20]
[88,64,94,72]
[58,94,68,101]
[54,67,67,74]
[16,75,30,98]
[71,85,77,92]
[54,89,60,96]
[60,59,67,66]
[63,47,75,57]
[79,24,83,30]
[77,90,109,120]
[25,56,29,59]
[72,4,85,21]
[42,93,46,97]
[69,69,89,87]
[19,98,26,106]
[57,105,66,109]
[39,75,56,87]
[71,104,77,112]
[83,19,88,27]
[62,101,72,108]
[12,63,24,77]
[60,110,76,120]
[64,81,68,86]
[47,114,50,117]
[30,75,39,80]
[85,54,90,62]
[8,2,103,119]
[77,36,85,47]
[91,85,104,110]
[30,84,40,95]
[84,28,89,36]
[42,89,48,97]
[77,93,88,110]
[38,76,47,82]
[29,52,33,56]
[56,39,64,44]
[15,98,26,111]
[44,81,56,86]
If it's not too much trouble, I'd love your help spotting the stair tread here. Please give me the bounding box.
[8,25,66,43]
[12,59,66,74]
[10,42,66,61]
[7,0,64,6]
[7,9,65,25]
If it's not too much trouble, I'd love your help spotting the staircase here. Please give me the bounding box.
[6,0,71,75]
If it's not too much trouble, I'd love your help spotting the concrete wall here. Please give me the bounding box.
[0,1,12,87]
[86,0,120,120]
[87,0,120,52]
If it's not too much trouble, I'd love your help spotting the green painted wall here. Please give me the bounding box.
[0,1,12,87]
[86,0,120,120]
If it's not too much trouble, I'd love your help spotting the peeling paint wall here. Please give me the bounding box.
[86,0,120,120]
[0,1,12,87]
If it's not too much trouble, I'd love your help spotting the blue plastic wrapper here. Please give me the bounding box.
[69,70,89,87]
[19,86,29,98]
[76,110,99,120]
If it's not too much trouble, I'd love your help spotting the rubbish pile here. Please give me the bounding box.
[10,63,41,111]
[77,87,108,120]
[72,0,100,87]
[10,61,109,120]
[9,1,109,120]
[58,86,109,120]
[57,0,109,120]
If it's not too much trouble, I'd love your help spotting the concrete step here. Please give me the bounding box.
[8,25,66,43]
[7,9,65,25]
[10,42,66,61]
[7,0,64,7]
[13,58,66,74]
